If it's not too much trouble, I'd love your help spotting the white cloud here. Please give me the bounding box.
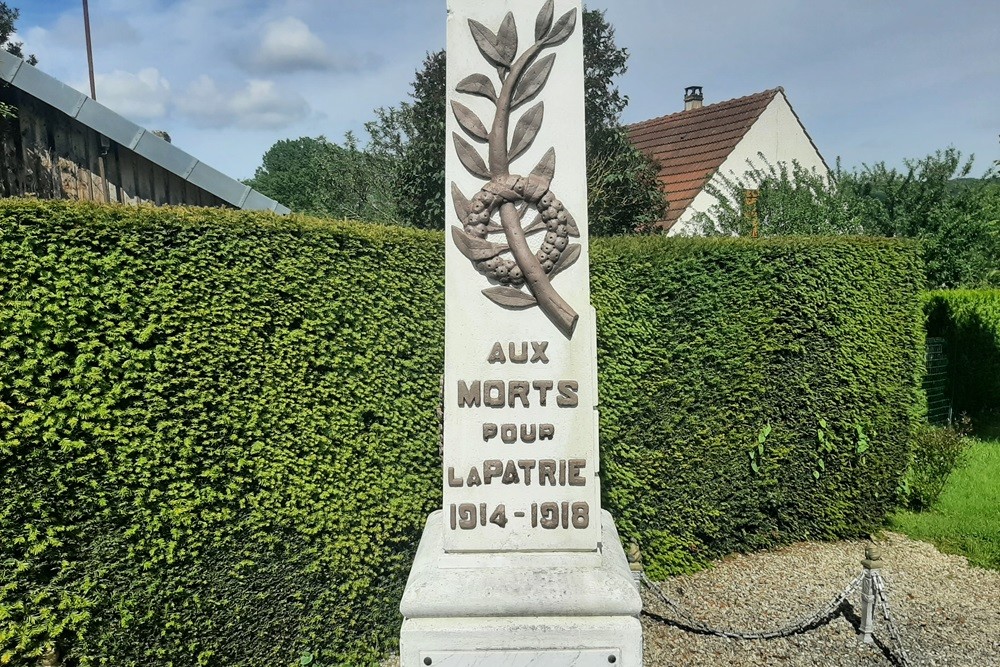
[175,75,310,130]
[241,16,379,74]
[252,17,331,72]
[88,68,171,121]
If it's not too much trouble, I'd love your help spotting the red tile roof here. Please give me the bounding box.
[627,88,782,231]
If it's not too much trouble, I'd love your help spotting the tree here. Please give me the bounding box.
[365,50,446,230]
[1,2,37,119]
[0,2,35,64]
[922,177,1000,289]
[581,8,666,234]
[251,8,664,231]
[363,8,665,233]
[693,157,870,237]
[695,149,1000,289]
[244,134,396,223]
[586,125,667,235]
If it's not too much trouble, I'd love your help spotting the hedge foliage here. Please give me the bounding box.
[1,200,924,665]
[924,289,1000,419]
[0,200,443,666]
[592,236,924,576]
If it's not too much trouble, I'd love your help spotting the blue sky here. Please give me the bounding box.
[11,0,1000,182]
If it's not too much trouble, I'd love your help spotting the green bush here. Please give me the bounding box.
[901,418,972,511]
[924,290,1000,419]
[592,235,924,576]
[0,200,443,666]
[0,200,924,664]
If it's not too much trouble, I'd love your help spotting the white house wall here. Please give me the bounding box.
[670,93,828,236]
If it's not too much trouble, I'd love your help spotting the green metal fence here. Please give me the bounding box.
[924,336,951,425]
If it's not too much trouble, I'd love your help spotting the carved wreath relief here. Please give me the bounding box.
[451,0,581,337]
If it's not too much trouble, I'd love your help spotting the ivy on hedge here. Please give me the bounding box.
[1,200,923,665]
[924,289,1000,419]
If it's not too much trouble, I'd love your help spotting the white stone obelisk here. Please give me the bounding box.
[399,1,641,664]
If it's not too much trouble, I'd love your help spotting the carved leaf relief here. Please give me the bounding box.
[535,0,555,41]
[482,286,538,309]
[522,215,546,235]
[508,102,544,162]
[450,2,581,335]
[451,182,472,221]
[543,8,577,46]
[452,227,510,261]
[550,243,580,277]
[453,133,492,180]
[512,53,555,108]
[451,101,489,142]
[468,19,509,69]
[564,213,581,237]
[529,147,557,184]
[456,74,498,103]
[496,12,518,66]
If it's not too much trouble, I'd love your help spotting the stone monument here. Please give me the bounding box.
[399,1,642,664]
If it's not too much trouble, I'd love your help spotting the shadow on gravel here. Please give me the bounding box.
[841,601,908,667]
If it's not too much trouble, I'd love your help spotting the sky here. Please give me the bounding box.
[11,0,1000,182]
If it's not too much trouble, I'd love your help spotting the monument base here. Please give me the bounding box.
[399,510,642,667]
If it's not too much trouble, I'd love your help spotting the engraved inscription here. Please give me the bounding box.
[530,501,590,529]
[456,379,578,408]
[449,501,590,530]
[482,422,556,443]
[486,341,550,364]
[448,458,587,488]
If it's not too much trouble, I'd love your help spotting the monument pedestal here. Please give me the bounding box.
[399,510,642,666]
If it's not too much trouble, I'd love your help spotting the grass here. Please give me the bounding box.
[891,417,1000,570]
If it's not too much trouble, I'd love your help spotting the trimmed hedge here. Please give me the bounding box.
[1,201,443,666]
[592,236,924,574]
[924,290,1000,419]
[1,200,923,665]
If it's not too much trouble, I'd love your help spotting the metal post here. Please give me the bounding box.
[859,545,882,644]
[82,0,97,100]
[81,0,113,201]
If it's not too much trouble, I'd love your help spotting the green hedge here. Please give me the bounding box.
[593,236,924,574]
[0,201,443,666]
[924,290,1000,419]
[0,200,923,665]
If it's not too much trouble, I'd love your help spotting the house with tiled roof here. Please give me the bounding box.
[0,50,288,213]
[627,86,827,235]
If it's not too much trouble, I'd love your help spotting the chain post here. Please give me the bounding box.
[859,545,882,644]
[638,546,913,662]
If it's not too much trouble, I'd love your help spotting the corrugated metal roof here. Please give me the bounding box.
[627,88,780,230]
[0,50,290,214]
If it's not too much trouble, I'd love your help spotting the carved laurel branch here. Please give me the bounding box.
[450,0,580,338]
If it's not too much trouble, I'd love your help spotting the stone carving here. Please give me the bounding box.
[450,0,581,337]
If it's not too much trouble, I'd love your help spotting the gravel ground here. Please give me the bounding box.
[641,531,1000,666]
[384,532,999,666]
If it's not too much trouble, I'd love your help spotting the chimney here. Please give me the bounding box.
[684,85,704,111]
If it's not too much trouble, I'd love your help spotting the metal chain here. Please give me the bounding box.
[873,571,914,667]
[641,571,864,640]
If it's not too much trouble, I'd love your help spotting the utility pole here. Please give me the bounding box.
[82,0,111,202]
[83,0,96,100]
